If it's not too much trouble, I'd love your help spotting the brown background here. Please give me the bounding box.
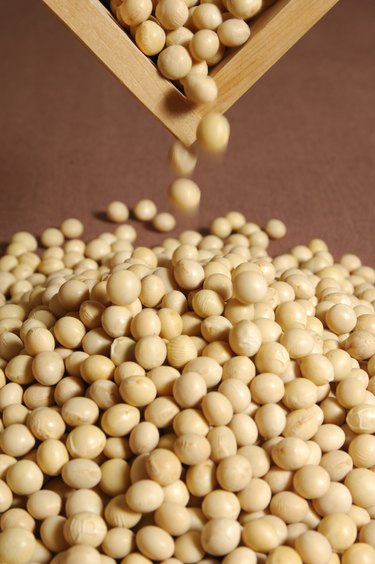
[0,0,374,263]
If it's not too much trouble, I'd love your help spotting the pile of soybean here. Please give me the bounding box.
[1,210,375,564]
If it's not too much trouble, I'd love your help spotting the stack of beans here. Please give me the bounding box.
[111,0,260,92]
[0,208,375,563]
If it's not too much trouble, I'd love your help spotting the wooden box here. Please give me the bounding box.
[41,0,339,145]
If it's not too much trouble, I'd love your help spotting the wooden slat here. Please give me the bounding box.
[40,0,202,145]
[40,0,339,146]
[211,0,340,114]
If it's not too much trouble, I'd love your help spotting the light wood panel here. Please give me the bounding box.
[41,0,339,145]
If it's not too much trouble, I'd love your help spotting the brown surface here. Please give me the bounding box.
[0,0,374,264]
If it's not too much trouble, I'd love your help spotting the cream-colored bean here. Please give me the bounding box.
[158,45,192,80]
[61,396,99,427]
[196,112,230,153]
[24,326,55,355]
[270,491,309,524]
[216,454,252,492]
[255,342,290,375]
[27,489,62,520]
[271,437,310,470]
[168,141,197,176]
[153,212,176,233]
[320,450,353,482]
[0,382,23,411]
[229,413,258,446]
[27,406,65,440]
[132,199,157,223]
[0,507,35,533]
[207,425,237,462]
[2,403,28,427]
[318,513,357,554]
[63,512,107,547]
[40,515,69,553]
[120,375,157,407]
[140,275,166,308]
[226,0,262,19]
[52,545,102,564]
[242,516,281,553]
[101,403,140,436]
[201,391,233,426]
[185,459,217,498]
[119,0,152,25]
[88,379,121,409]
[37,439,69,476]
[167,26,194,48]
[173,371,207,408]
[293,465,331,499]
[107,270,141,306]
[144,396,180,428]
[218,17,250,46]
[251,373,284,405]
[126,479,164,513]
[174,432,211,465]
[218,377,251,412]
[0,527,36,564]
[23,382,55,409]
[6,460,43,495]
[174,530,205,562]
[156,0,188,30]
[135,21,165,56]
[283,405,324,441]
[184,74,218,104]
[163,479,190,507]
[255,403,286,439]
[66,424,106,459]
[228,319,262,357]
[104,495,141,530]
[344,468,375,509]
[0,423,35,457]
[136,526,174,561]
[60,217,84,239]
[238,444,271,478]
[341,543,375,564]
[101,527,135,559]
[344,330,375,360]
[283,378,318,410]
[349,434,375,468]
[4,354,33,385]
[0,479,13,513]
[61,458,101,489]
[54,316,86,349]
[313,482,353,516]
[294,530,332,564]
[169,178,201,210]
[183,356,223,388]
[155,502,191,536]
[346,403,375,434]
[66,489,102,518]
[174,259,205,290]
[167,334,197,368]
[145,447,181,486]
[99,458,130,497]
[189,28,220,60]
[201,518,241,556]
[158,307,183,341]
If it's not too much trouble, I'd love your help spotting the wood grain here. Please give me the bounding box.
[40,0,339,145]
[211,0,340,114]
